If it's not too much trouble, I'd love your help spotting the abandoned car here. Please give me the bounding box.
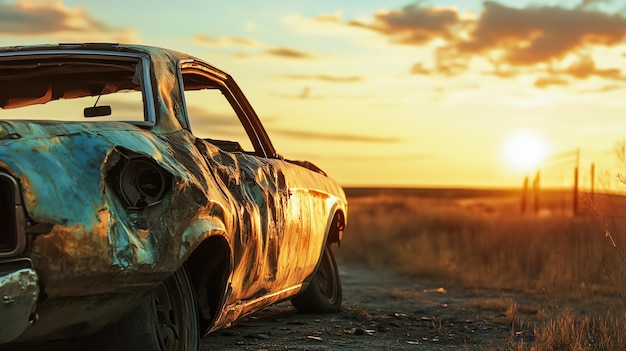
[0,43,347,349]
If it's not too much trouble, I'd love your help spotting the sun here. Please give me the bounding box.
[502,130,548,172]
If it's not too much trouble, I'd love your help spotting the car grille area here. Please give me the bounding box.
[0,173,25,257]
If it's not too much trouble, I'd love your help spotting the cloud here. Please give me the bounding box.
[458,2,626,66]
[313,12,344,24]
[283,74,362,83]
[560,56,622,80]
[194,34,258,47]
[0,0,132,41]
[579,84,624,93]
[531,56,626,87]
[266,47,316,59]
[410,62,432,75]
[193,32,314,61]
[534,77,569,89]
[338,1,626,85]
[273,129,401,143]
[349,4,460,44]
[298,87,310,99]
[272,89,372,100]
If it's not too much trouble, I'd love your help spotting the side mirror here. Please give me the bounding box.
[84,106,111,118]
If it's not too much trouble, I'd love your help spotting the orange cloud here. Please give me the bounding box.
[283,74,362,83]
[458,2,626,66]
[266,47,316,59]
[349,4,460,44]
[560,56,622,80]
[314,12,344,24]
[339,2,626,84]
[534,77,569,89]
[581,84,623,93]
[194,34,258,47]
[410,62,431,75]
[0,0,129,39]
[273,129,401,143]
[273,89,371,100]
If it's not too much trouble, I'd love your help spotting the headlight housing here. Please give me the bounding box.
[118,158,168,208]
[106,149,172,210]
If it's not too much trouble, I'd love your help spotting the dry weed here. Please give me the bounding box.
[339,191,626,294]
[339,189,626,350]
[469,297,515,312]
[531,308,626,351]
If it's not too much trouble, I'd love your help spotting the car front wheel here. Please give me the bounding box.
[291,245,342,313]
[97,265,199,351]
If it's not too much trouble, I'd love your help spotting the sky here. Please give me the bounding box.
[2,0,626,190]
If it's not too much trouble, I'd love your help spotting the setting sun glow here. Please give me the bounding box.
[1,1,625,187]
[502,131,548,172]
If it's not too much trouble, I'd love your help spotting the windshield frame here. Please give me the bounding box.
[0,50,156,127]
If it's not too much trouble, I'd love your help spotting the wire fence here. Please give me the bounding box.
[520,148,598,216]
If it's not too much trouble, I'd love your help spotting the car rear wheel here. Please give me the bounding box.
[291,245,342,313]
[97,265,199,351]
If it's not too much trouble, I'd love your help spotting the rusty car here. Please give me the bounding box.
[0,43,347,350]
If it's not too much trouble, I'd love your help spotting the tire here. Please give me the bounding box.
[96,265,199,351]
[291,245,342,313]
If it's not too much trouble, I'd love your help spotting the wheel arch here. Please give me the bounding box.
[184,234,232,333]
[300,203,346,290]
[326,208,346,246]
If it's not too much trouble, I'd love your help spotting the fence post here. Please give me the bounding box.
[521,175,529,213]
[573,166,579,216]
[590,163,595,204]
[532,170,540,213]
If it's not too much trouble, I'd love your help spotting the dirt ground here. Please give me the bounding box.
[6,263,609,351]
[200,264,549,350]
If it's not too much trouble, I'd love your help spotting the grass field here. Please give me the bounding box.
[336,187,626,350]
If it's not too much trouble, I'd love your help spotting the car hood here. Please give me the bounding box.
[0,120,143,140]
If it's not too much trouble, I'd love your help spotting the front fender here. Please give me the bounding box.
[179,209,232,262]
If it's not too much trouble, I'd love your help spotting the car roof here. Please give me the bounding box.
[0,43,228,76]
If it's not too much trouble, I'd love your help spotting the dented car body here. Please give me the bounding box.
[0,43,346,349]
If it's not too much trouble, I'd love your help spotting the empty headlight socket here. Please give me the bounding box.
[105,148,172,210]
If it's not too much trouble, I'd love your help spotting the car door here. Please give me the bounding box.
[178,63,310,303]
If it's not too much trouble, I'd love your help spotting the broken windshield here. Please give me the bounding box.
[0,54,148,124]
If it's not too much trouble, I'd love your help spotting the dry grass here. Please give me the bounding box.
[486,308,626,351]
[337,187,626,350]
[338,189,626,294]
[529,308,626,351]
